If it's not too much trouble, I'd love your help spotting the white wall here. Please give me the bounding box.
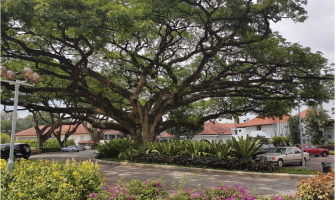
[191,135,232,143]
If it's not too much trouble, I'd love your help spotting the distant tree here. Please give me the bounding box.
[166,104,205,140]
[0,134,11,144]
[287,115,301,144]
[1,120,12,133]
[1,112,13,121]
[304,107,333,145]
[82,116,108,148]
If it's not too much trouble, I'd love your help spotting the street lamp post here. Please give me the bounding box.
[298,95,305,170]
[1,66,40,171]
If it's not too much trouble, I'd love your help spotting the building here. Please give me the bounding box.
[157,122,235,143]
[15,124,122,149]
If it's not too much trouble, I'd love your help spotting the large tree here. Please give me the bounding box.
[1,0,334,144]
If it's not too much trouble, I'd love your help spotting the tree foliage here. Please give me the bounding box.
[304,107,334,145]
[1,0,334,144]
[287,115,301,144]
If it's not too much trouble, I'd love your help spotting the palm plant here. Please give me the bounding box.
[184,140,209,158]
[153,140,184,155]
[231,135,261,159]
[208,140,231,157]
[110,138,135,159]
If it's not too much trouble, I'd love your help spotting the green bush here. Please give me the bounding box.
[232,135,261,159]
[0,158,104,200]
[329,151,334,155]
[39,148,62,153]
[207,140,231,157]
[184,140,209,158]
[152,140,185,155]
[316,144,334,151]
[96,138,134,158]
[14,139,75,148]
[15,140,37,147]
[296,169,334,199]
[1,134,11,144]
[31,148,43,155]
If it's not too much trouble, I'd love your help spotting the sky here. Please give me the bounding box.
[1,0,335,122]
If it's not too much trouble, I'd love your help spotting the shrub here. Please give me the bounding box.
[15,140,37,147]
[130,153,279,173]
[316,144,334,151]
[14,139,75,148]
[1,134,11,144]
[329,151,334,155]
[39,148,62,153]
[184,140,209,158]
[31,148,43,155]
[96,138,134,159]
[232,135,261,159]
[207,140,231,157]
[152,140,185,155]
[296,169,334,199]
[88,176,298,200]
[0,158,104,200]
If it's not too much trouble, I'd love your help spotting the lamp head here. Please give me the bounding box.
[29,73,40,83]
[5,70,16,80]
[0,66,7,77]
[22,68,34,79]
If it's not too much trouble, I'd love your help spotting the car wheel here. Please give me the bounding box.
[23,155,29,160]
[300,158,307,166]
[315,155,319,157]
[322,151,328,157]
[277,159,284,167]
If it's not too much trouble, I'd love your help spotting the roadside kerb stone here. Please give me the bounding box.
[93,158,314,179]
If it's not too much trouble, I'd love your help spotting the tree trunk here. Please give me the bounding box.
[36,133,47,149]
[141,122,157,145]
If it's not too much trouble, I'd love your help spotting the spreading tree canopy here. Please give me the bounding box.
[1,0,334,144]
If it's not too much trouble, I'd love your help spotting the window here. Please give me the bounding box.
[287,148,294,154]
[294,148,301,154]
[109,135,115,140]
[310,145,318,149]
[257,126,261,131]
[104,135,108,140]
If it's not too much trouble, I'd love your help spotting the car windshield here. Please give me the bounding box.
[268,148,287,154]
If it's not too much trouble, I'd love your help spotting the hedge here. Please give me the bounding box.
[316,144,334,151]
[39,148,62,153]
[14,139,75,148]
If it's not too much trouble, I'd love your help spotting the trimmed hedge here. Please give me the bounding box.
[130,153,280,173]
[39,148,62,153]
[31,149,43,155]
[316,144,334,151]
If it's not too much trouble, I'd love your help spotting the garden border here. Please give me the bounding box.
[93,158,315,179]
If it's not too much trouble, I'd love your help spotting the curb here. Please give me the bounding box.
[93,158,315,179]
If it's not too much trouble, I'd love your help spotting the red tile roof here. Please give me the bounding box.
[200,122,233,135]
[15,124,119,136]
[238,108,311,128]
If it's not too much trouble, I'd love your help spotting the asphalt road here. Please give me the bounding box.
[28,150,335,198]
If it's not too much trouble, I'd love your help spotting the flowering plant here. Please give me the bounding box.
[88,174,298,200]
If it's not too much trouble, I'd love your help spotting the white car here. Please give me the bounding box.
[61,146,81,152]
[255,147,310,167]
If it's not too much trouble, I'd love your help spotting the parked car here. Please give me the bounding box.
[297,144,329,157]
[255,147,310,167]
[78,146,86,151]
[1,143,31,160]
[61,146,81,152]
[251,142,275,160]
